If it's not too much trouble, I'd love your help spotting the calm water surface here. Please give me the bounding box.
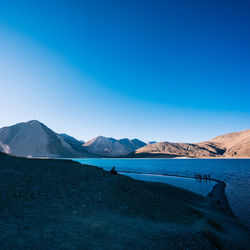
[74,158,250,229]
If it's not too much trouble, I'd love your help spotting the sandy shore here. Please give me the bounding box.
[119,171,237,212]
[0,152,249,249]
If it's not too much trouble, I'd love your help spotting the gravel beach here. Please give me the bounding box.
[0,152,249,249]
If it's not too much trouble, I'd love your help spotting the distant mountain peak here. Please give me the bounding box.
[83,136,146,157]
[27,119,41,123]
[24,120,44,126]
[147,141,157,144]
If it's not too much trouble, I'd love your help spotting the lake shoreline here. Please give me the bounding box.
[0,153,249,248]
[75,158,250,230]
[119,171,234,214]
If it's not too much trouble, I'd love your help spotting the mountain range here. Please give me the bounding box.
[0,120,95,158]
[130,130,250,158]
[82,136,146,157]
[0,120,146,158]
[0,120,249,158]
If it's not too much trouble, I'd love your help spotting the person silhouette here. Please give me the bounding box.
[110,166,117,175]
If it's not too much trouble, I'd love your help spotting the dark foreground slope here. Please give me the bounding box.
[0,152,249,249]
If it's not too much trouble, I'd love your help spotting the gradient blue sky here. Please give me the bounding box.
[0,0,249,142]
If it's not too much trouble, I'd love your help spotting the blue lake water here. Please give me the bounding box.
[74,158,250,229]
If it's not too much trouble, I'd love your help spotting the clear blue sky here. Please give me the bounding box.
[0,0,249,142]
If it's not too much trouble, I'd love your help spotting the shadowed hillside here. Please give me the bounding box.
[0,153,249,249]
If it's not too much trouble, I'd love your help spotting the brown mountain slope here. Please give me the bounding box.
[129,129,250,158]
[130,141,224,158]
[209,129,250,158]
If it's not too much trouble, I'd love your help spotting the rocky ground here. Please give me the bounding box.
[0,152,249,249]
